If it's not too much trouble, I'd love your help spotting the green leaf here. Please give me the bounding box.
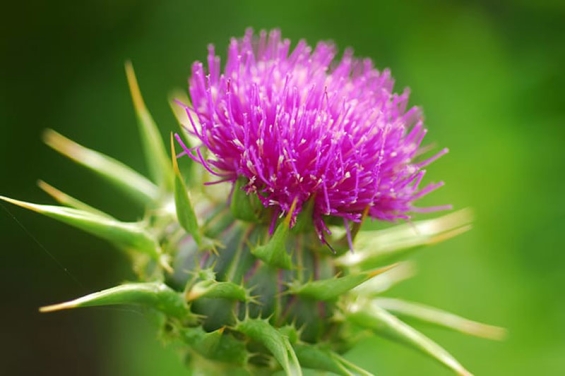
[288,265,396,301]
[185,268,252,302]
[37,180,113,219]
[251,203,296,269]
[171,135,202,242]
[42,129,158,205]
[187,280,251,302]
[235,318,302,376]
[230,177,264,222]
[277,325,299,345]
[294,344,374,376]
[125,61,174,191]
[40,282,189,318]
[0,196,162,260]
[170,135,220,252]
[181,326,249,366]
[290,197,315,234]
[352,262,416,296]
[337,210,472,270]
[375,298,506,340]
[347,300,472,376]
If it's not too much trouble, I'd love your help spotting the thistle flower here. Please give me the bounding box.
[178,29,449,244]
[1,30,504,376]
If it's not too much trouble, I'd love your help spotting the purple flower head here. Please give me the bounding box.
[178,29,448,242]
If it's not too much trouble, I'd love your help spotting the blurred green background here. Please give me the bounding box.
[1,0,564,375]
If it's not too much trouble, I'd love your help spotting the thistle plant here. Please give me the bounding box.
[2,29,504,375]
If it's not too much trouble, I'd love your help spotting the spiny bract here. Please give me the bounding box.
[2,30,504,376]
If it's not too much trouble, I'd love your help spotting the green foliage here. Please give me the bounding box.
[337,210,472,271]
[40,282,190,319]
[347,300,471,376]
[171,135,208,249]
[42,129,159,205]
[288,270,380,301]
[293,344,373,376]
[186,269,252,302]
[250,211,294,270]
[235,318,302,376]
[374,298,507,340]
[0,196,163,261]
[125,62,174,192]
[181,326,249,367]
